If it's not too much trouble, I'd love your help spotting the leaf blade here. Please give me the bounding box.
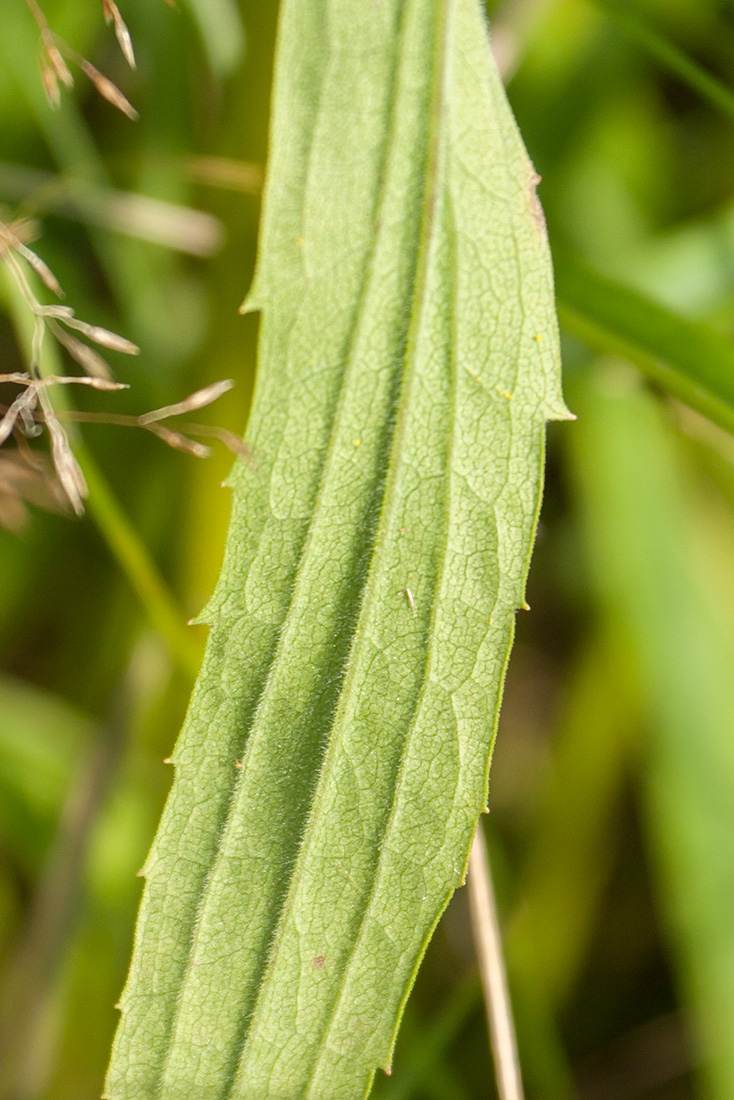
[105,1,566,1097]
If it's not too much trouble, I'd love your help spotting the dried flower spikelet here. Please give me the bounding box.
[54,312,140,356]
[147,423,212,458]
[45,375,128,392]
[101,0,136,68]
[47,321,113,379]
[39,56,61,108]
[47,415,87,515]
[0,216,36,252]
[42,36,74,90]
[36,304,74,321]
[79,58,138,120]
[0,390,37,447]
[206,427,250,459]
[139,379,235,425]
[16,243,64,298]
[26,0,72,103]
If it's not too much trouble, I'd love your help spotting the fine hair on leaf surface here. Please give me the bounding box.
[105,1,568,1098]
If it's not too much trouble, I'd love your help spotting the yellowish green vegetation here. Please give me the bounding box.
[1,2,734,1099]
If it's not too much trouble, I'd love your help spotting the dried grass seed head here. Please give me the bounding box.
[101,0,136,68]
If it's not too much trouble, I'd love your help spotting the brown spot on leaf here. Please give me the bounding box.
[527,167,547,238]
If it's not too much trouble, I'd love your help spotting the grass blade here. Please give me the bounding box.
[589,0,734,123]
[555,251,734,434]
[105,1,568,1097]
[571,365,734,1099]
[508,629,639,1010]
[183,0,245,78]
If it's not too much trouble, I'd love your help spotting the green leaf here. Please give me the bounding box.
[105,1,567,1097]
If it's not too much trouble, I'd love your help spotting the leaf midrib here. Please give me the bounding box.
[298,0,456,1085]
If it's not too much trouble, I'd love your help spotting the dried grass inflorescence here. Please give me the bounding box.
[0,217,244,526]
[1,1,243,530]
[0,214,140,517]
[24,0,146,118]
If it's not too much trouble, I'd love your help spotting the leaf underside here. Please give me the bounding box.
[105,1,567,1098]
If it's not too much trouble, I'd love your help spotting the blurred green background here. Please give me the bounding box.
[1,1,734,1098]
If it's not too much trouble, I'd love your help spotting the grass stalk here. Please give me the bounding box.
[468,824,525,1100]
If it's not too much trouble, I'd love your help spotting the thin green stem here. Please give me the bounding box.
[77,447,201,678]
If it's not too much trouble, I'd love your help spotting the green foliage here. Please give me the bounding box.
[556,252,734,434]
[2,1,734,1099]
[105,1,566,1096]
[572,368,734,1099]
[0,676,91,872]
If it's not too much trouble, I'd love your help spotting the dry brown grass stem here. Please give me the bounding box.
[468,824,526,1100]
